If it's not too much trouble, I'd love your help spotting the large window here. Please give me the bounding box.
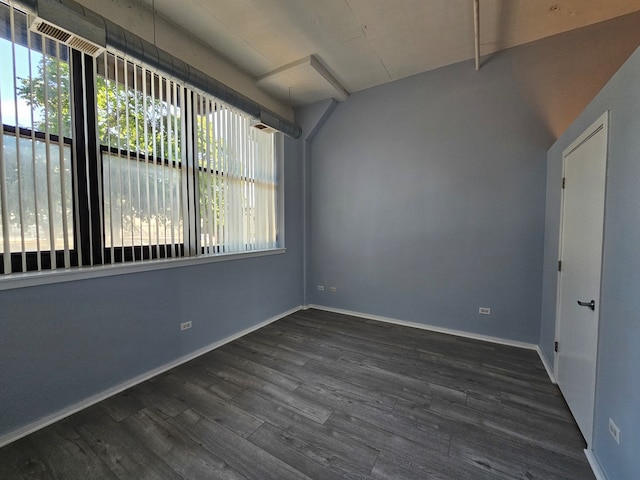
[97,52,185,263]
[194,92,277,254]
[0,4,74,273]
[0,1,280,276]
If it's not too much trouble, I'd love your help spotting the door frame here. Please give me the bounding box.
[554,111,609,447]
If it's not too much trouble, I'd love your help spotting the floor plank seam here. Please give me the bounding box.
[0,309,595,480]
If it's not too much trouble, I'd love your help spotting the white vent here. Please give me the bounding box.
[30,17,105,57]
[250,120,277,134]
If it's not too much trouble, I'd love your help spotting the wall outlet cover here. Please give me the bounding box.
[608,418,620,444]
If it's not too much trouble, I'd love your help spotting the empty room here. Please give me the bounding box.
[1,0,639,479]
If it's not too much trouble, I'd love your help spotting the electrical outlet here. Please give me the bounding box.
[329,286,337,293]
[609,418,620,444]
[479,307,491,315]
[317,285,325,291]
[180,321,192,331]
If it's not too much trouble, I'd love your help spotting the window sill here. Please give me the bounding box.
[0,248,287,291]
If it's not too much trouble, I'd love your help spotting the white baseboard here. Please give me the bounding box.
[535,346,557,384]
[0,303,562,450]
[306,305,561,384]
[585,449,608,480]
[305,304,538,351]
[0,305,303,449]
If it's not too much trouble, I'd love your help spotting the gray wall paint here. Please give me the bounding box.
[0,135,303,438]
[306,58,549,343]
[541,46,640,480]
[2,8,640,464]
[297,99,340,306]
[302,13,640,344]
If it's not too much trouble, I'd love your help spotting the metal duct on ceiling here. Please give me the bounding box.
[13,0,302,138]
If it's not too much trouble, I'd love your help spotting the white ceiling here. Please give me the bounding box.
[139,0,640,107]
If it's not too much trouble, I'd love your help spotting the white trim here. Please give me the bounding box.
[309,304,558,384]
[0,248,286,291]
[306,305,538,351]
[276,133,285,248]
[0,305,302,449]
[585,449,608,480]
[562,112,609,158]
[536,346,557,384]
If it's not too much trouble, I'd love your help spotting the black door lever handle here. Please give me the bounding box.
[577,300,595,311]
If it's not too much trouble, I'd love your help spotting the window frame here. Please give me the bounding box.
[99,145,186,263]
[0,3,77,273]
[0,124,77,274]
[0,4,285,288]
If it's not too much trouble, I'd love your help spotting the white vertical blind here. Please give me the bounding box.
[26,17,42,272]
[1,1,279,277]
[10,6,25,271]
[57,41,71,268]
[0,2,73,274]
[98,52,185,261]
[0,71,9,273]
[195,92,277,255]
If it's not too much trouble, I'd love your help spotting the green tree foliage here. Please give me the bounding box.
[96,76,181,159]
[93,73,185,240]
[3,55,73,246]
[10,52,231,246]
[11,54,184,242]
[16,56,72,137]
[18,54,181,158]
[1,135,72,250]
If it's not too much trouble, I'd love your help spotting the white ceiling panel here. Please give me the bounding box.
[136,0,640,107]
[256,55,349,107]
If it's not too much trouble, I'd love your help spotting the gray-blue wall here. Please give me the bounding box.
[541,46,640,480]
[0,136,303,439]
[303,13,640,344]
[2,10,640,473]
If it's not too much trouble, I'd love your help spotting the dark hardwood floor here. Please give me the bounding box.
[0,309,595,479]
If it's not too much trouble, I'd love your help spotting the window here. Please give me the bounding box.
[0,1,280,277]
[97,52,185,263]
[0,3,74,273]
[194,92,277,255]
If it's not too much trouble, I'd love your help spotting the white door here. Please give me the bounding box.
[556,112,608,445]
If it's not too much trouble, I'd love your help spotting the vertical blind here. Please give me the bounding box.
[0,1,279,276]
[96,52,278,261]
[194,91,276,255]
[0,3,73,274]
[98,51,185,264]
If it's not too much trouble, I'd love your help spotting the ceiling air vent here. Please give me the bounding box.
[30,17,105,57]
[250,120,277,134]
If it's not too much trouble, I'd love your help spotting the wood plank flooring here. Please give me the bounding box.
[0,309,595,479]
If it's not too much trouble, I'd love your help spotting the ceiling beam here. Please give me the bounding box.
[257,55,349,107]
